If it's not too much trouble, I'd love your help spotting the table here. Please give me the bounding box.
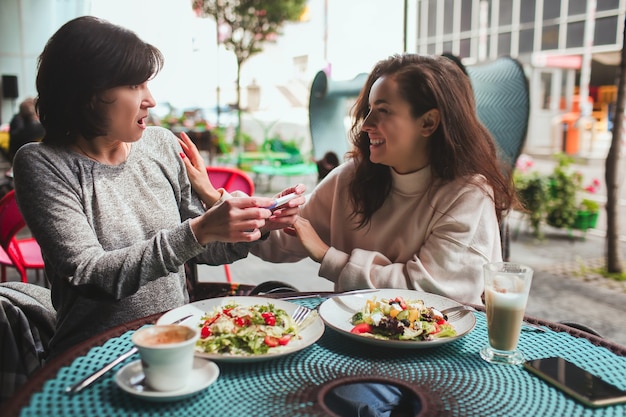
[4,294,626,417]
[251,163,318,192]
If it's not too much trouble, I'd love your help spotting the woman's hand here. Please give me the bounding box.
[261,184,307,233]
[284,216,329,263]
[190,196,275,245]
[178,132,222,206]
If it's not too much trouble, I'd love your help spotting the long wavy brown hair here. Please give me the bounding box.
[347,54,515,228]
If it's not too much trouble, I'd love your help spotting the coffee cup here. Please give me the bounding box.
[131,324,199,391]
[479,262,533,365]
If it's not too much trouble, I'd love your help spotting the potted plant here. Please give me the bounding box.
[573,198,600,230]
[514,153,601,237]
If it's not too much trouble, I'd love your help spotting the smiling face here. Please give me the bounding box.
[360,76,439,174]
[100,81,156,142]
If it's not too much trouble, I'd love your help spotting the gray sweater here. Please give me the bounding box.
[12,126,251,357]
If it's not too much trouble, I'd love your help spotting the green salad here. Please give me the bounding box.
[350,296,457,341]
[196,302,300,355]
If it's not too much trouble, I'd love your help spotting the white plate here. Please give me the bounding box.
[318,289,476,349]
[157,296,325,362]
[115,357,219,402]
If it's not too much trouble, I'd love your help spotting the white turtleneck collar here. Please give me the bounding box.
[390,165,433,195]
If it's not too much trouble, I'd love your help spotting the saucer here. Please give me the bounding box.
[115,357,219,402]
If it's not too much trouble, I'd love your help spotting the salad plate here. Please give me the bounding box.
[157,296,325,362]
[115,357,219,402]
[318,288,476,349]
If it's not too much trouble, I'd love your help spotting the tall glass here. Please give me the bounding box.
[479,262,533,365]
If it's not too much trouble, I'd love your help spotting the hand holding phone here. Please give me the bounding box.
[524,356,626,408]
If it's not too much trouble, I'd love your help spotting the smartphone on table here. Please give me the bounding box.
[523,356,626,408]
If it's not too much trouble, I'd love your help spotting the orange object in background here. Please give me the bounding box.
[562,113,579,155]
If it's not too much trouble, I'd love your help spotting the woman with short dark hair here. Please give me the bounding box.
[12,16,300,359]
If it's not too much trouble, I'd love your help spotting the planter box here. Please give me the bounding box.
[572,210,599,230]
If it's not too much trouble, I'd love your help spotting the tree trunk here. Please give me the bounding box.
[604,16,626,273]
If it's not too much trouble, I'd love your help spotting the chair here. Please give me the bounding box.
[0,190,45,284]
[197,167,255,284]
[1,247,13,282]
[466,57,530,261]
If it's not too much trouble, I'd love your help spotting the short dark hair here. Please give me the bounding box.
[36,16,164,145]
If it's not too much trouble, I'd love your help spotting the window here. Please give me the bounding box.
[519,28,534,53]
[460,38,471,57]
[541,25,559,50]
[499,0,513,26]
[566,21,584,48]
[444,0,454,32]
[543,0,561,20]
[498,32,511,56]
[568,0,586,15]
[594,16,618,45]
[597,0,619,12]
[520,0,536,24]
[428,0,437,37]
[461,0,472,31]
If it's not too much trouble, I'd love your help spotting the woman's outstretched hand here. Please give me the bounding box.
[283,216,329,263]
[178,131,222,205]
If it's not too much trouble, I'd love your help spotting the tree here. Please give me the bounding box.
[193,0,307,150]
[604,15,626,273]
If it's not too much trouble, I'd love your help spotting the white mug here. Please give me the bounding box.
[132,324,199,391]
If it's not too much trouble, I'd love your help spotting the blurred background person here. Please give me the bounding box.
[8,97,45,162]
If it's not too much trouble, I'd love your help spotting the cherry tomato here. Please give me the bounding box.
[262,312,276,326]
[234,316,251,327]
[350,323,372,334]
[222,308,233,317]
[278,335,292,345]
[200,325,211,338]
[264,335,279,347]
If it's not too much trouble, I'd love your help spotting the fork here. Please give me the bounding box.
[291,305,312,326]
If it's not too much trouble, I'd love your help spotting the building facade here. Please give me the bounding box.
[410,0,625,157]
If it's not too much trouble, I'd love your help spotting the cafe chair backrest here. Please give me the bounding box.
[308,70,368,162]
[206,166,255,196]
[466,56,530,170]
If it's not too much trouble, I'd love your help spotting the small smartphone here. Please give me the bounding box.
[265,192,299,210]
[523,356,626,408]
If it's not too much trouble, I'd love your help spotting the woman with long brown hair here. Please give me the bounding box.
[189,54,514,304]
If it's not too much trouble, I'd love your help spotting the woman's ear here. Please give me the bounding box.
[421,109,440,136]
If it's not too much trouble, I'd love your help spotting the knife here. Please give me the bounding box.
[279,288,379,300]
[65,314,193,394]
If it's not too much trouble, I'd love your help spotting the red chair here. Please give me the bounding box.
[206,166,255,283]
[0,246,13,282]
[0,190,45,283]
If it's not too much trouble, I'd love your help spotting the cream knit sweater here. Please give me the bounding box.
[252,160,502,304]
